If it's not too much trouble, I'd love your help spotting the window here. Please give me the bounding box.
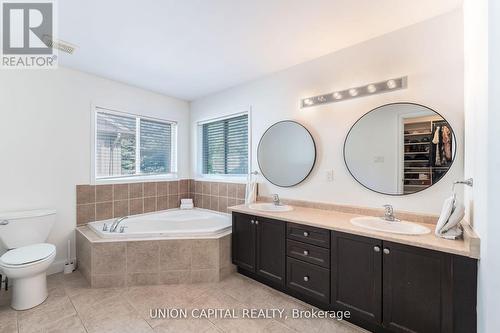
[200,114,249,176]
[95,108,177,180]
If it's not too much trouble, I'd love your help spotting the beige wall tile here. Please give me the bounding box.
[95,202,113,221]
[168,195,179,209]
[144,197,156,213]
[218,197,228,213]
[92,243,126,275]
[95,185,113,202]
[218,183,228,197]
[180,179,189,193]
[210,196,219,211]
[227,183,237,198]
[227,198,237,209]
[219,235,232,269]
[157,182,169,196]
[210,182,219,195]
[127,273,159,286]
[202,182,211,195]
[113,184,129,200]
[129,198,144,215]
[91,274,126,288]
[77,185,95,204]
[189,179,195,193]
[169,181,179,195]
[191,239,218,269]
[159,240,192,271]
[77,204,95,225]
[144,182,157,197]
[219,266,237,281]
[190,269,219,283]
[159,270,191,285]
[126,241,159,273]
[157,196,168,211]
[195,181,202,194]
[194,194,202,207]
[201,195,210,209]
[113,200,129,217]
[129,183,144,199]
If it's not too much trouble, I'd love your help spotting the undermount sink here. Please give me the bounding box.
[248,203,293,212]
[350,216,431,235]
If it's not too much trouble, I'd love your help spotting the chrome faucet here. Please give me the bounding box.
[382,204,399,222]
[110,216,128,232]
[272,194,281,206]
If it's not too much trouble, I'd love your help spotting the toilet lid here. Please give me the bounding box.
[0,243,55,265]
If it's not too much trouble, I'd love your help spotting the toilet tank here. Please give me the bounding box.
[0,210,56,249]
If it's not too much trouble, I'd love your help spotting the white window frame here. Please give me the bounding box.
[196,109,251,182]
[91,105,178,184]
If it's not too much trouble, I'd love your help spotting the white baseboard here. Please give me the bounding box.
[48,257,77,275]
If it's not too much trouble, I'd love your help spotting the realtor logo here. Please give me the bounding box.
[1,1,57,68]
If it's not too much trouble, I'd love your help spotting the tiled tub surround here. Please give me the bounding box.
[191,180,246,213]
[76,180,191,225]
[76,227,235,288]
[76,180,246,225]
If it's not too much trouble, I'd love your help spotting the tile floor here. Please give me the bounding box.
[0,271,367,333]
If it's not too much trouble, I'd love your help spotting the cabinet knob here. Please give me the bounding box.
[303,250,309,256]
[303,231,309,237]
[383,248,390,255]
[255,220,259,225]
[303,276,309,282]
[373,246,380,253]
[251,220,255,224]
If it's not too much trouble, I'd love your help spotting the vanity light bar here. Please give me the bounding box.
[301,76,408,108]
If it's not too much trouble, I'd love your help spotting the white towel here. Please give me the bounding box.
[181,198,193,205]
[180,203,194,210]
[435,196,464,239]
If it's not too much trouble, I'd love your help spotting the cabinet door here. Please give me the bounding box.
[331,232,382,325]
[231,213,256,272]
[382,241,452,333]
[256,216,285,286]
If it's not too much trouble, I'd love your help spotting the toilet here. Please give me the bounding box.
[0,210,56,310]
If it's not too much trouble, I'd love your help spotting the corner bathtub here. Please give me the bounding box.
[88,208,232,239]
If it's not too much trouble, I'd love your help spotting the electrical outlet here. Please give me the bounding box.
[326,169,334,182]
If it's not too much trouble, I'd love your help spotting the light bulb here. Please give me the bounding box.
[367,84,377,93]
[303,98,313,106]
[349,88,358,97]
[386,79,397,89]
[333,92,343,100]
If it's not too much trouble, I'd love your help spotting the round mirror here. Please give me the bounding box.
[258,121,316,187]
[344,103,456,195]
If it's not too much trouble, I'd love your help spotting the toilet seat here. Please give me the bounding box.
[0,243,56,267]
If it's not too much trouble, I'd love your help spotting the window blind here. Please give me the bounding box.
[95,109,176,179]
[202,114,248,175]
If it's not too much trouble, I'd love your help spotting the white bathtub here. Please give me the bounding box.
[88,208,231,239]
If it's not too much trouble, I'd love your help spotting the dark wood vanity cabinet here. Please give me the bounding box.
[232,213,477,333]
[231,212,285,287]
[332,232,477,333]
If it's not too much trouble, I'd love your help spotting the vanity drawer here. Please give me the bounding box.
[287,257,330,304]
[287,240,330,269]
[287,223,330,248]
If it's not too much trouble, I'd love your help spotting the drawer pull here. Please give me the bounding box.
[383,248,390,255]
[251,220,255,224]
[303,276,309,282]
[303,250,309,256]
[255,220,259,225]
[303,231,309,237]
[374,246,380,253]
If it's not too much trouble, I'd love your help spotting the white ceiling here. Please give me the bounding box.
[58,0,462,101]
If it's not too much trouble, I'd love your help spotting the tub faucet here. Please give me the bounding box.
[272,194,281,206]
[382,204,398,222]
[110,216,128,232]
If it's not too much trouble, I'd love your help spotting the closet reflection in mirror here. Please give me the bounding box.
[344,103,456,195]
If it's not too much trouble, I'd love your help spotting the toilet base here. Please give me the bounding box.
[11,272,48,310]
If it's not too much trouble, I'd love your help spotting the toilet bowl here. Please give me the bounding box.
[0,243,56,310]
[0,209,56,310]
